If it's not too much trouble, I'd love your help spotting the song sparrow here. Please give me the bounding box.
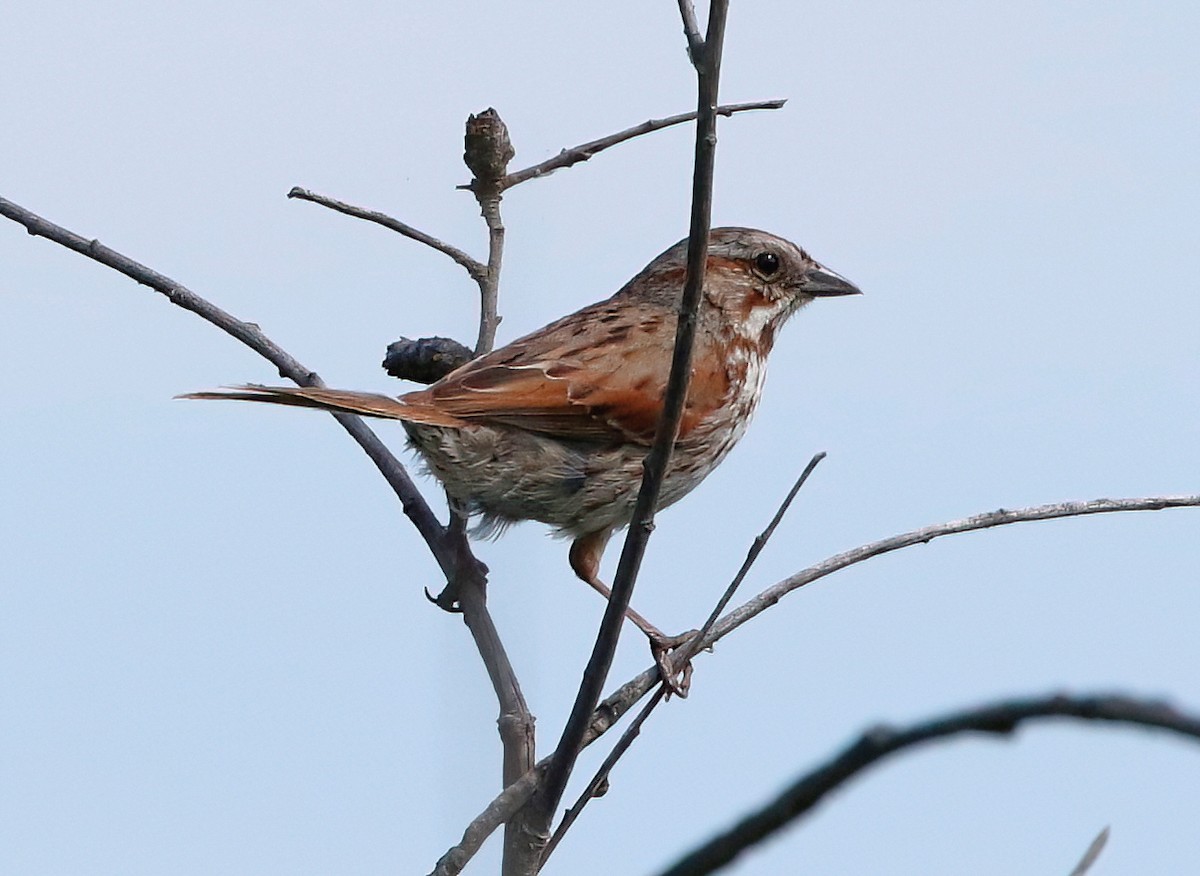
[185,227,859,671]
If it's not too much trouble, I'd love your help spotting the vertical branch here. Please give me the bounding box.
[538,453,826,865]
[676,1,704,62]
[0,193,536,867]
[477,207,504,356]
[519,1,731,867]
[463,108,512,356]
[460,108,538,872]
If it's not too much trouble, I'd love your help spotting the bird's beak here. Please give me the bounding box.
[801,266,862,297]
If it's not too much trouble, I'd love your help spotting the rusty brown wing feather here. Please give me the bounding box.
[400,299,732,443]
[183,297,735,439]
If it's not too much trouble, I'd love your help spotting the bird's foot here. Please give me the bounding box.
[650,630,699,698]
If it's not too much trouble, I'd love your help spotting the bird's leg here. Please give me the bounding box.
[569,532,694,696]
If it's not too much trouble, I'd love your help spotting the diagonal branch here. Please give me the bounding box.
[676,0,705,63]
[287,186,487,282]
[432,492,1200,873]
[0,195,533,860]
[499,100,784,191]
[527,0,732,855]
[602,495,1200,732]
[1070,827,1110,876]
[539,686,668,869]
[0,194,449,560]
[540,452,827,864]
[657,693,1200,876]
[678,451,826,666]
[715,495,1200,646]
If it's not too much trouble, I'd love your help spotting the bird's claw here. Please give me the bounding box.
[650,630,699,698]
[425,585,463,613]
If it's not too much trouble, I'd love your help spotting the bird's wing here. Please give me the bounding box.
[405,300,732,443]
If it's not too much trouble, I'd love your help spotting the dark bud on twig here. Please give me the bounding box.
[382,336,473,384]
[463,108,515,188]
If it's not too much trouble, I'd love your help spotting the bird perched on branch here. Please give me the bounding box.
[185,227,859,680]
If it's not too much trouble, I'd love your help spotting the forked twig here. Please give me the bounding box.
[0,193,532,870]
[525,4,733,864]
[431,493,1200,874]
[499,100,785,190]
[0,197,446,548]
[676,0,704,63]
[540,686,668,866]
[544,453,825,864]
[679,451,826,667]
[541,453,826,864]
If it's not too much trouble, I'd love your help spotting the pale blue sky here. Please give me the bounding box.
[2,3,1198,874]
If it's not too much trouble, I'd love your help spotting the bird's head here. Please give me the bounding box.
[624,227,861,352]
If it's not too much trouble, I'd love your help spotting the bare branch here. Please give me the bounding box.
[289,111,526,870]
[290,161,530,858]
[716,495,1200,647]
[680,451,826,665]
[457,575,535,776]
[541,686,668,866]
[0,195,534,873]
[1069,827,1110,876]
[657,694,1200,876]
[457,108,533,873]
[676,0,705,64]
[287,186,487,282]
[525,2,732,858]
[432,492,1200,871]
[0,194,455,557]
[460,108,513,356]
[595,495,1200,745]
[474,213,504,357]
[541,452,827,863]
[499,100,785,191]
[480,5,739,868]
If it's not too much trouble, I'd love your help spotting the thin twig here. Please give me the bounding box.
[428,492,1200,872]
[0,195,534,870]
[1069,827,1110,876]
[0,195,453,558]
[676,0,705,64]
[472,185,505,356]
[657,694,1200,876]
[541,452,827,862]
[717,495,1200,647]
[456,108,531,874]
[459,109,528,874]
[287,186,487,282]
[499,100,784,190]
[460,109,513,357]
[600,496,1200,733]
[541,686,668,866]
[679,451,826,666]
[429,767,542,876]
[525,2,732,861]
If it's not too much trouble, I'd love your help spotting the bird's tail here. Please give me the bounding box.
[178,384,465,427]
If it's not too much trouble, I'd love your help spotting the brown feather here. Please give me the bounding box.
[179,385,467,427]
[395,300,731,443]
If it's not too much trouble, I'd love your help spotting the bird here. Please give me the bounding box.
[184,227,859,683]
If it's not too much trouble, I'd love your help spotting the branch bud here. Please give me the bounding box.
[463,108,515,187]
[382,336,473,384]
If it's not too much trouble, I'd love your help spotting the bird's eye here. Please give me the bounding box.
[753,251,780,277]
